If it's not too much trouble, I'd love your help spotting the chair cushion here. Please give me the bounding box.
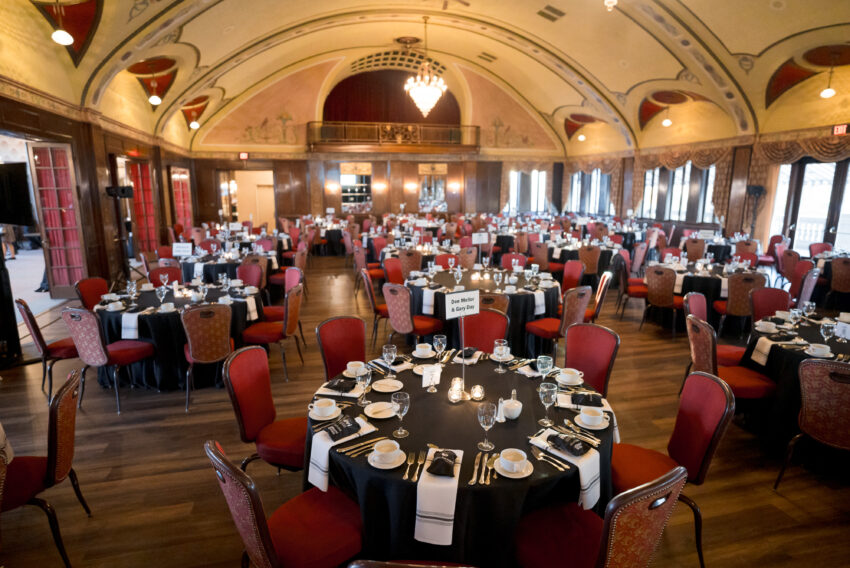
[626,285,648,298]
[281,251,297,259]
[1,456,48,511]
[267,485,362,568]
[712,300,727,314]
[525,318,561,339]
[268,272,287,286]
[367,268,384,280]
[376,304,389,318]
[45,337,78,359]
[263,305,286,322]
[757,255,775,266]
[717,365,777,399]
[255,417,308,469]
[628,277,645,286]
[412,315,444,336]
[367,262,382,269]
[673,295,685,309]
[106,340,155,366]
[515,501,602,568]
[717,344,746,366]
[611,443,679,493]
[584,307,595,322]
[243,322,284,344]
[491,246,502,253]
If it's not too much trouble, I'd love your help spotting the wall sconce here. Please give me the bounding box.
[404,182,418,191]
[448,182,461,191]
[326,183,340,192]
[373,182,387,191]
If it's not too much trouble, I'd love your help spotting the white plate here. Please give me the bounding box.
[364,401,396,419]
[342,369,364,378]
[494,459,534,479]
[412,349,436,359]
[368,450,407,469]
[754,323,778,332]
[556,374,583,386]
[372,378,403,393]
[412,365,426,375]
[804,348,834,359]
[574,414,610,431]
[309,407,342,421]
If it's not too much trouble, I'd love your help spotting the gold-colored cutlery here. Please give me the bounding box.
[411,450,426,482]
[485,455,497,484]
[530,446,568,471]
[468,451,482,485]
[337,436,387,455]
[403,452,416,480]
[349,442,382,458]
[477,452,489,484]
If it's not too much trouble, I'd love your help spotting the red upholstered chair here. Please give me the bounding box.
[317,316,366,381]
[561,260,584,291]
[458,236,473,248]
[348,561,472,567]
[384,257,405,284]
[157,244,174,259]
[758,235,784,267]
[282,238,307,264]
[256,237,275,252]
[479,293,509,314]
[62,307,155,414]
[205,440,362,568]
[199,238,219,254]
[734,239,758,256]
[382,283,443,344]
[500,253,527,270]
[236,262,263,289]
[354,246,385,296]
[459,309,509,352]
[631,242,648,276]
[751,287,791,322]
[683,292,744,368]
[74,277,108,310]
[564,323,619,397]
[828,257,850,298]
[577,245,601,286]
[712,271,766,337]
[268,268,305,326]
[149,266,182,287]
[181,304,233,412]
[399,250,423,278]
[372,236,388,259]
[736,251,758,267]
[609,234,624,245]
[615,259,648,319]
[788,259,814,304]
[434,254,460,270]
[611,372,735,568]
[242,284,304,382]
[641,266,684,337]
[686,314,776,400]
[15,298,78,401]
[1,371,91,568]
[809,242,832,258]
[515,466,688,568]
[660,246,680,261]
[775,359,850,490]
[583,271,612,323]
[361,269,389,346]
[778,248,799,288]
[527,286,591,356]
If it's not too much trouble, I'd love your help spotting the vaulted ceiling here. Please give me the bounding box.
[3,0,849,157]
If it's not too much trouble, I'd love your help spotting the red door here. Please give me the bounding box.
[170,167,193,234]
[28,143,86,298]
[126,161,157,254]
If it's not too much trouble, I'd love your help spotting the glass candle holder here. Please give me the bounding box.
[470,385,485,401]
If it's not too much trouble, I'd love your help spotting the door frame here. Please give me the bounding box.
[784,157,849,251]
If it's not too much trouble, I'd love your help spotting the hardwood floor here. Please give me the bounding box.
[1,256,849,567]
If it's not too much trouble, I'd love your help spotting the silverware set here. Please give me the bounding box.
[529,446,570,471]
[468,451,497,485]
[411,450,427,482]
[336,436,387,457]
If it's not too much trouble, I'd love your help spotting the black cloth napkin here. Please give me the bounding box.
[547,434,590,457]
[459,347,477,359]
[377,357,405,367]
[768,333,796,342]
[426,450,457,477]
[325,377,357,393]
[768,317,786,325]
[429,283,442,289]
[325,415,360,441]
[571,393,603,407]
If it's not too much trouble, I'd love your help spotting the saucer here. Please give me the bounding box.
[364,401,396,419]
[413,349,436,359]
[494,460,533,479]
[367,450,406,469]
[574,414,610,431]
[342,369,366,378]
[490,353,513,363]
[412,365,427,375]
[804,348,834,358]
[372,378,403,393]
[309,407,342,421]
[754,324,778,333]
[556,374,583,386]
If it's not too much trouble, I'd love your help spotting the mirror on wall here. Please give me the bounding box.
[418,163,447,212]
[340,162,372,214]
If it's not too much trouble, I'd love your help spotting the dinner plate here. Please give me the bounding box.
[367,450,407,469]
[412,365,427,375]
[342,369,364,378]
[574,414,610,431]
[494,460,534,479]
[412,349,436,359]
[309,407,342,421]
[556,374,583,386]
[372,378,403,393]
[364,402,396,419]
[803,348,834,359]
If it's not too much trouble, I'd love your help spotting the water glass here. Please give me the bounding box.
[821,322,836,344]
[803,301,816,318]
[453,268,463,287]
[127,280,138,307]
[357,368,372,407]
[538,382,558,427]
[448,256,456,270]
[494,339,508,374]
[391,392,410,439]
[493,271,503,291]
[160,273,169,287]
[156,286,167,306]
[482,256,490,269]
[477,402,496,451]
[536,355,553,378]
[199,284,208,303]
[383,344,398,379]
[789,308,802,329]
[433,334,447,375]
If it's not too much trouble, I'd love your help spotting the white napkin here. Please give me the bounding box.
[245,296,258,321]
[270,256,279,270]
[193,263,205,278]
[818,258,826,269]
[452,350,482,365]
[362,235,369,247]
[308,417,376,492]
[422,365,442,388]
[674,273,686,294]
[371,358,414,373]
[720,277,729,298]
[533,290,546,315]
[516,365,540,377]
[0,422,13,464]
[121,310,142,340]
[556,395,621,443]
[315,381,365,399]
[414,448,464,546]
[553,247,564,260]
[529,429,600,510]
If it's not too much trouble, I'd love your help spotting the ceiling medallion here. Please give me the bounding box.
[404,16,447,118]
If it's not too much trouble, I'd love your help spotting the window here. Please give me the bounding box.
[642,168,660,218]
[768,164,792,238]
[835,171,850,250]
[508,170,519,214]
[567,170,611,215]
[699,165,717,224]
[509,169,547,213]
[793,161,836,255]
[666,162,691,221]
[568,172,581,213]
[530,169,547,213]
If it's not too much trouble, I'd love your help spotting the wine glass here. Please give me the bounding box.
[477,402,496,451]
[159,272,169,288]
[537,355,553,379]
[531,263,539,276]
[453,268,463,288]
[494,339,508,374]
[391,392,410,439]
[356,368,372,407]
[210,242,218,255]
[821,322,836,346]
[803,301,816,319]
[538,382,558,427]
[433,334,447,369]
[493,270,503,292]
[155,285,167,307]
[382,344,398,379]
[482,256,490,269]
[127,279,138,308]
[789,308,802,329]
[222,276,231,294]
[448,256,456,270]
[512,258,519,271]
[199,284,208,303]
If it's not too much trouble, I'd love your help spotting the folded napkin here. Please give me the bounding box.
[452,349,482,365]
[423,287,437,315]
[720,277,729,298]
[557,395,621,442]
[0,422,13,464]
[270,256,279,270]
[553,247,564,260]
[121,310,143,339]
[193,263,205,278]
[533,290,545,315]
[818,258,826,269]
[415,448,464,546]
[547,433,590,457]
[674,273,686,294]
[426,450,458,477]
[324,377,358,393]
[315,381,365,399]
[529,429,599,509]
[749,336,802,366]
[322,415,361,441]
[371,358,414,373]
[516,364,541,378]
[233,295,259,321]
[308,417,376,492]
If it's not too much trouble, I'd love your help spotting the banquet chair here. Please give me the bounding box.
[256,237,275,252]
[242,253,270,301]
[459,247,477,270]
[529,241,550,272]
[242,284,304,382]
[609,234,624,245]
[158,257,180,268]
[181,304,233,412]
[660,246,680,261]
[382,283,444,344]
[281,238,307,265]
[750,287,791,322]
[515,466,688,568]
[734,240,758,256]
[157,245,174,259]
[384,257,405,284]
[434,254,460,270]
[199,238,219,254]
[686,315,777,401]
[561,260,584,291]
[683,292,745,371]
[611,372,735,568]
[641,266,684,338]
[191,227,205,246]
[399,250,423,279]
[74,277,108,310]
[713,271,766,337]
[736,252,758,267]
[809,242,832,258]
[583,271,612,323]
[354,246,384,296]
[148,266,182,286]
[614,259,647,319]
[577,245,601,288]
[774,359,850,490]
[317,316,366,381]
[268,263,302,296]
[778,248,800,288]
[140,251,158,274]
[563,323,619,397]
[514,231,529,255]
[527,286,591,357]
[684,238,706,260]
[458,236,473,248]
[758,235,784,268]
[796,267,821,307]
[459,309,509,352]
[361,269,389,346]
[479,292,510,314]
[61,307,155,415]
[15,298,78,401]
[500,253,527,270]
[827,258,850,305]
[1,371,91,568]
[206,440,362,568]
[342,230,355,267]
[372,236,388,259]
[349,561,474,567]
[631,242,648,276]
[292,249,309,299]
[236,262,263,289]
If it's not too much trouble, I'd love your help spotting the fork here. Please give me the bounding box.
[402,452,416,480]
[530,446,566,471]
[411,450,427,482]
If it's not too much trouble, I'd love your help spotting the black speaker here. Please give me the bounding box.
[746,185,766,197]
[106,185,134,198]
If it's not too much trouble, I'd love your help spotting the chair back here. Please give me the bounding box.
[182,304,233,364]
[444,222,458,242]
[316,316,366,380]
[668,372,735,485]
[562,260,585,290]
[458,236,473,249]
[372,237,388,258]
[578,245,601,274]
[434,254,460,270]
[382,283,414,335]
[660,247,680,261]
[774,243,787,274]
[479,293,509,314]
[564,323,619,397]
[204,441,279,568]
[353,245,369,272]
[645,266,676,308]
[750,287,791,322]
[588,271,612,322]
[459,309,509,352]
[598,466,688,568]
[734,240,758,255]
[199,238,219,254]
[631,243,648,274]
[157,245,174,259]
[384,257,405,284]
[293,249,308,272]
[283,267,303,294]
[798,359,850,450]
[796,267,820,305]
[809,242,832,257]
[242,254,269,289]
[399,250,423,279]
[530,242,549,271]
[255,238,275,252]
[140,251,158,274]
[283,284,303,337]
[159,257,180,268]
[15,299,48,355]
[831,258,850,293]
[222,346,277,443]
[515,232,529,255]
[683,292,708,321]
[500,253,527,270]
[237,263,263,289]
[685,315,718,375]
[684,239,706,260]
[360,269,381,315]
[62,308,109,367]
[342,230,354,255]
[44,370,82,488]
[459,247,477,270]
[75,277,108,310]
[561,286,593,336]
[766,234,784,259]
[289,226,300,244]
[726,272,766,316]
[781,249,800,280]
[610,234,624,245]
[149,266,183,287]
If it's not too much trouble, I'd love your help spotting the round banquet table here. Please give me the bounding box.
[96,286,264,391]
[550,247,615,278]
[179,254,277,284]
[407,270,561,357]
[494,234,515,260]
[305,358,615,566]
[323,228,344,255]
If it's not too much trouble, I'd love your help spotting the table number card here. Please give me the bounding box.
[471,232,489,245]
[172,242,193,257]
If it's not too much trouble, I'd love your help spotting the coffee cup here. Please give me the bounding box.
[503,399,523,420]
[504,285,517,293]
[808,343,831,356]
[499,448,527,473]
[557,368,584,384]
[372,439,400,463]
[580,407,604,427]
[309,398,337,417]
[160,302,175,312]
[414,343,431,356]
[346,361,365,376]
[756,320,777,333]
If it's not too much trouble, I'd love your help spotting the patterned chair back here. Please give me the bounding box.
[798,359,850,450]
[75,277,108,310]
[564,323,619,397]
[561,286,592,336]
[578,245,601,274]
[458,236,473,248]
[686,315,718,375]
[660,247,680,261]
[342,230,354,255]
[726,272,765,317]
[500,253,527,270]
[683,292,708,321]
[631,242,648,274]
[737,252,758,267]
[459,247,477,270]
[809,242,832,257]
[645,266,676,308]
[589,271,613,321]
[222,347,276,443]
[479,293,509,314]
[62,308,109,367]
[382,283,414,335]
[684,238,706,260]
[831,258,850,293]
[766,234,785,258]
[399,250,423,279]
[530,242,549,271]
[255,238,275,252]
[515,232,529,255]
[182,304,233,364]
[149,266,182,287]
[316,316,366,380]
[735,240,758,255]
[46,371,82,487]
[293,250,308,272]
[15,299,47,355]
[372,237,388,258]
[157,245,174,259]
[781,248,800,281]
[434,254,460,270]
[284,284,303,337]
[354,246,368,272]
[236,263,263,289]
[774,242,787,273]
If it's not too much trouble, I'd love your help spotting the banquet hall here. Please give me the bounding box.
[1,1,850,567]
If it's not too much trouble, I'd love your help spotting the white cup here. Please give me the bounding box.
[504,285,517,293]
[499,448,527,473]
[503,399,523,420]
[372,439,400,463]
[160,302,175,312]
[558,368,584,384]
[757,321,777,333]
[310,398,337,417]
[808,343,831,356]
[414,343,431,356]
[580,407,604,426]
[346,361,365,376]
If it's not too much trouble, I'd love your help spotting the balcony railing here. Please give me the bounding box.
[306,121,480,153]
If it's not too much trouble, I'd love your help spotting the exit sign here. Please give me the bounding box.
[834,124,848,136]
[239,152,249,160]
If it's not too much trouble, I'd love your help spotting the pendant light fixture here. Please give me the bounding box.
[820,66,836,99]
[50,0,74,46]
[603,0,618,12]
[189,111,200,130]
[148,62,162,106]
[404,16,447,118]
[661,107,672,127]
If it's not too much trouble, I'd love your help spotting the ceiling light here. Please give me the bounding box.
[604,0,617,11]
[404,16,447,118]
[50,1,74,45]
[662,117,672,127]
[577,134,586,141]
[820,66,836,99]
[148,94,162,106]
[189,120,200,130]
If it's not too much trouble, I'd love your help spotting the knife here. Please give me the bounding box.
[468,451,482,485]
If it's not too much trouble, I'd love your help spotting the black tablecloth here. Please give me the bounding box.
[305,360,614,566]
[323,229,344,256]
[180,255,277,284]
[707,244,732,263]
[614,231,642,252]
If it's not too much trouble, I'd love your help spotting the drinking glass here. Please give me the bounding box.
[433,334,447,373]
[127,280,138,308]
[383,344,398,379]
[803,301,816,319]
[821,322,836,345]
[448,256,456,270]
[477,402,496,451]
[222,276,231,293]
[199,284,208,303]
[524,269,532,282]
[156,286,167,307]
[453,268,463,287]
[493,270,503,292]
[482,256,490,269]
[356,368,372,407]
[159,273,169,287]
[210,242,218,255]
[512,258,519,270]
[391,392,410,439]
[789,308,802,329]
[494,339,508,374]
[537,355,553,379]
[531,263,539,276]
[538,382,558,427]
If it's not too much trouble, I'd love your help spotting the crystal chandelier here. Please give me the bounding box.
[604,0,617,11]
[405,16,447,118]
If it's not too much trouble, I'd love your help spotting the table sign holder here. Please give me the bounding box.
[471,232,489,264]
[444,289,480,401]
[172,242,193,258]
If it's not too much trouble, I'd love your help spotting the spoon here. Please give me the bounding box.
[486,455,498,483]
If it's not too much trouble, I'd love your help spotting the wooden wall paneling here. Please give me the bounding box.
[307,159,324,216]
[463,161,477,213]
[323,161,342,215]
[726,146,753,234]
[152,145,169,245]
[476,161,502,214]
[193,160,221,224]
[446,162,463,213]
[371,160,390,215]
[404,161,420,213]
[77,122,112,280]
[621,157,634,217]
[388,160,405,215]
[273,160,310,217]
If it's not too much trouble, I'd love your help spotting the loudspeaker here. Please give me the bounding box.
[106,185,134,198]
[746,185,766,197]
